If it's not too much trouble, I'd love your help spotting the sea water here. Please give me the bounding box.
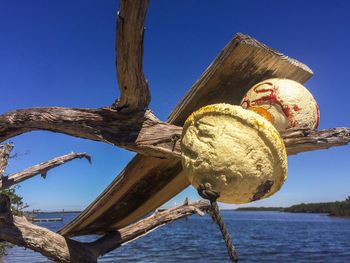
[3,211,350,262]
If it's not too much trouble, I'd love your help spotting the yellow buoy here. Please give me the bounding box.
[181,103,287,204]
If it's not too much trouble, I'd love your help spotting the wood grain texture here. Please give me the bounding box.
[0,107,181,159]
[168,33,313,125]
[59,33,315,237]
[114,0,151,111]
[0,194,97,263]
[282,128,350,155]
[0,193,209,262]
[0,143,13,177]
[0,152,91,189]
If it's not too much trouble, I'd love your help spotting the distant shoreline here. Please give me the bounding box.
[232,207,283,212]
[231,197,350,217]
[25,197,350,217]
[25,211,81,214]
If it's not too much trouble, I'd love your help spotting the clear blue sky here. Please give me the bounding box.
[0,0,349,211]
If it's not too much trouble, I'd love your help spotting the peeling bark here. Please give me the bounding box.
[0,152,91,190]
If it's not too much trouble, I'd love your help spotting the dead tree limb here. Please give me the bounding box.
[0,194,98,263]
[0,152,91,189]
[0,108,182,159]
[281,128,350,155]
[0,143,13,177]
[0,0,348,161]
[0,107,349,159]
[114,0,151,111]
[0,193,209,263]
[89,200,209,256]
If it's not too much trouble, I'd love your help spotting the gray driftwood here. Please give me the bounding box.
[0,108,182,159]
[0,0,349,261]
[0,152,91,190]
[114,0,151,111]
[0,194,209,263]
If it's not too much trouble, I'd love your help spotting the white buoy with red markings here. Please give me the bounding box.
[240,78,319,131]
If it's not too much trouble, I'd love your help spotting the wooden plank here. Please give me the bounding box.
[168,33,312,125]
[59,33,313,236]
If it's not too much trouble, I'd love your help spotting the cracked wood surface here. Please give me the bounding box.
[59,33,317,237]
[114,0,151,111]
[0,108,182,159]
[282,128,350,155]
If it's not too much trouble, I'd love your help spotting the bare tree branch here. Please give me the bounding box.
[90,200,210,256]
[282,128,350,155]
[0,193,209,263]
[59,126,350,237]
[114,0,151,111]
[0,152,91,189]
[0,107,181,159]
[0,107,349,160]
[0,194,97,263]
[0,143,13,178]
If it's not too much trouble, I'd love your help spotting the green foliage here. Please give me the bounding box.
[284,196,350,217]
[236,196,350,217]
[0,185,27,216]
[0,185,28,257]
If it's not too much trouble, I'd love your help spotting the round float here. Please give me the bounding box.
[181,103,287,204]
[241,78,319,130]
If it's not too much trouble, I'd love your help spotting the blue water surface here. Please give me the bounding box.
[3,211,350,262]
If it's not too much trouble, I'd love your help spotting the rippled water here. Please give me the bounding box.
[3,211,350,262]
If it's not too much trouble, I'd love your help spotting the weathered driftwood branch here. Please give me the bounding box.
[89,200,209,256]
[1,0,349,259]
[114,0,151,111]
[281,128,350,155]
[0,194,98,263]
[0,193,209,263]
[0,152,91,189]
[0,108,181,159]
[0,107,349,159]
[0,143,13,177]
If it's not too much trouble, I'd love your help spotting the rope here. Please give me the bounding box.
[197,183,238,263]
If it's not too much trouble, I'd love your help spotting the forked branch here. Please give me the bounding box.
[0,194,209,263]
[0,152,91,189]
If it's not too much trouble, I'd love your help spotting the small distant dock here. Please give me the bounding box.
[31,218,63,222]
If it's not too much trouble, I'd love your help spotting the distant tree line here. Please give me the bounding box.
[284,196,350,216]
[236,196,350,217]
